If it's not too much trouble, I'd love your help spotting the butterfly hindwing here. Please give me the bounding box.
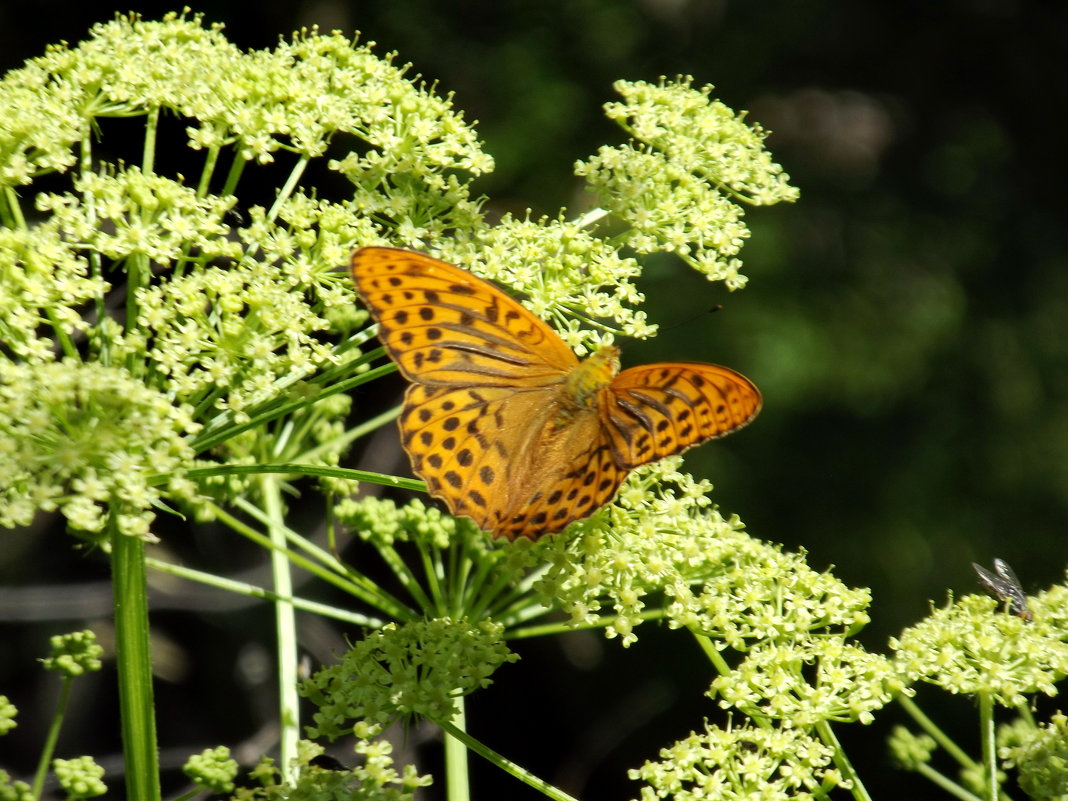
[399,383,627,539]
[601,363,762,468]
[351,247,577,387]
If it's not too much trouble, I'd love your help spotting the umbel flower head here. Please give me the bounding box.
[1000,711,1068,800]
[630,720,847,801]
[891,592,1068,707]
[0,361,199,540]
[301,617,517,736]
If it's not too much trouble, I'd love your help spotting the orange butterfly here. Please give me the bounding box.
[350,247,761,540]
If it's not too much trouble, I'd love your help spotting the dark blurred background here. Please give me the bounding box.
[2,1,1065,799]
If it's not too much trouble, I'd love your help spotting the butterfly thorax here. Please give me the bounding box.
[560,346,620,417]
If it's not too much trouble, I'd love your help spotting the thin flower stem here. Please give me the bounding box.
[897,694,980,771]
[110,516,162,801]
[189,361,396,453]
[145,556,386,627]
[507,609,666,639]
[915,762,984,801]
[265,154,310,224]
[371,537,435,615]
[435,716,581,801]
[181,462,425,494]
[444,697,471,801]
[815,720,872,801]
[196,139,224,198]
[31,676,73,798]
[572,206,611,230]
[1,185,25,228]
[415,537,448,615]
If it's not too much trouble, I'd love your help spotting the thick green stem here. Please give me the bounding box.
[978,693,998,801]
[444,697,470,801]
[262,476,300,778]
[111,519,162,801]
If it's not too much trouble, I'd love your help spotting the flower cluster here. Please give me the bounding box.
[450,215,657,352]
[52,757,106,800]
[0,696,15,736]
[577,76,799,290]
[41,630,104,678]
[0,361,199,539]
[604,77,799,207]
[535,460,722,645]
[891,593,1068,707]
[1,12,495,540]
[301,617,517,736]
[666,546,872,650]
[630,721,846,801]
[1000,711,1068,800]
[0,768,32,801]
[710,640,904,726]
[183,746,238,794]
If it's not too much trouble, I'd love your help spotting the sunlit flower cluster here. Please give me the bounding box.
[577,76,799,290]
[629,721,846,801]
[1,13,496,541]
[710,640,905,726]
[891,593,1068,707]
[578,144,751,288]
[36,168,239,264]
[0,223,107,362]
[666,547,872,650]
[448,215,657,352]
[605,77,800,207]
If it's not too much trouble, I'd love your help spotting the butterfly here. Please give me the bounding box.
[973,558,1033,621]
[350,247,761,539]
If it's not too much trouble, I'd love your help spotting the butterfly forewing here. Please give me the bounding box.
[602,363,762,468]
[351,247,577,387]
